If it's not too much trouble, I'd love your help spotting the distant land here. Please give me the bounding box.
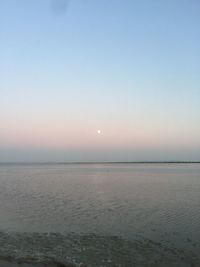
[0,161,200,165]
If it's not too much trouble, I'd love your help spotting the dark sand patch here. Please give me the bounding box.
[0,258,75,267]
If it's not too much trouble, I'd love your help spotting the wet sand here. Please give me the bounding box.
[0,231,200,267]
[0,258,76,267]
[0,263,68,267]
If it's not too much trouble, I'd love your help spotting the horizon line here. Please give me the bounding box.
[0,161,200,165]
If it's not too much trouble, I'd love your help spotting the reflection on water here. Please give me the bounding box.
[0,163,200,264]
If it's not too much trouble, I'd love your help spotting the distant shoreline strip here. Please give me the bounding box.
[0,161,200,165]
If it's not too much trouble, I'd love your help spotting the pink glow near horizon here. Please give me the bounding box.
[1,119,199,150]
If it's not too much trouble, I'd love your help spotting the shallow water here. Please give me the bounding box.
[0,163,200,266]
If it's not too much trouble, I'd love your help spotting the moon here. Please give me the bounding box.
[97,130,101,134]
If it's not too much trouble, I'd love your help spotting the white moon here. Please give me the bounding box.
[97,130,101,134]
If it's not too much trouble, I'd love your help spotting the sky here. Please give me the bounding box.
[0,0,200,162]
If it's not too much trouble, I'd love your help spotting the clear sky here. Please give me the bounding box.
[1,0,200,162]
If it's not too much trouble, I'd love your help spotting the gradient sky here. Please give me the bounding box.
[1,0,200,162]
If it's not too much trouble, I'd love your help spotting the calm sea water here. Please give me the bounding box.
[0,163,200,241]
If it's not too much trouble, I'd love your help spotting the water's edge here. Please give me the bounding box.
[0,231,199,267]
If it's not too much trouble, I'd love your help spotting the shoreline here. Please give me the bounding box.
[0,231,199,267]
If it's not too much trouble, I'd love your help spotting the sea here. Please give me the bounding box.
[0,163,200,266]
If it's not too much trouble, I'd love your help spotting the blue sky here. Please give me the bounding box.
[0,0,200,161]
